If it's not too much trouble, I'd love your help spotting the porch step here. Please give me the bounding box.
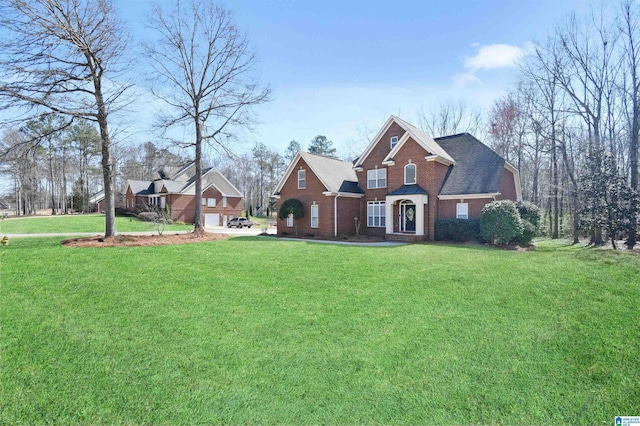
[386,233,425,243]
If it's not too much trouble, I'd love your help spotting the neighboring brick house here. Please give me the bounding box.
[273,115,522,241]
[125,163,243,226]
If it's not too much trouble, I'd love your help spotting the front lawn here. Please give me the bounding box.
[1,238,638,424]
[0,214,193,234]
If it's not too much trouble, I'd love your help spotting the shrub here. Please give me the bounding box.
[516,201,541,227]
[515,219,537,245]
[514,201,540,245]
[480,200,523,245]
[435,218,481,242]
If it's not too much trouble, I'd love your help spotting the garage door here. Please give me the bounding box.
[204,213,220,227]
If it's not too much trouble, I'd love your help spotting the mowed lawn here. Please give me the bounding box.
[1,237,638,425]
[0,214,193,234]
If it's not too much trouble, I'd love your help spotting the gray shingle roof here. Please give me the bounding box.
[300,152,363,194]
[435,133,505,196]
[388,184,429,196]
[128,180,154,195]
[203,169,243,197]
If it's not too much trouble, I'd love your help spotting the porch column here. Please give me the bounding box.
[416,202,425,236]
[385,200,394,235]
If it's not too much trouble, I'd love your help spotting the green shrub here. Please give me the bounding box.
[435,218,481,242]
[480,200,523,245]
[516,201,541,227]
[515,219,537,245]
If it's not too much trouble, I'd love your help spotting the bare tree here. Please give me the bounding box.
[145,0,271,231]
[417,100,485,138]
[0,0,131,237]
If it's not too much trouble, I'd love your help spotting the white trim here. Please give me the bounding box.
[298,169,306,189]
[404,163,416,185]
[390,135,399,149]
[367,200,386,228]
[286,213,293,227]
[385,194,429,236]
[355,116,398,167]
[207,197,217,207]
[310,203,319,228]
[425,154,455,166]
[456,202,469,219]
[438,193,499,200]
[504,162,523,201]
[367,168,387,189]
[322,191,364,198]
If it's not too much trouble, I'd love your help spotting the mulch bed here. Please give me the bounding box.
[62,232,229,248]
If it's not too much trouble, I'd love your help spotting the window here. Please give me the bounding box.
[367,201,386,227]
[367,168,387,189]
[286,213,293,227]
[160,197,166,209]
[310,204,319,228]
[457,203,469,219]
[298,169,306,189]
[390,136,399,149]
[404,163,416,185]
[202,198,207,205]
[222,197,227,208]
[207,197,217,207]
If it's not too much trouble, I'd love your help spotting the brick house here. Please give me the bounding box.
[273,115,522,240]
[125,163,243,226]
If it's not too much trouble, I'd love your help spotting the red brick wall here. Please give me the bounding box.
[496,168,518,201]
[277,157,333,237]
[336,197,362,236]
[438,198,491,219]
[356,125,452,240]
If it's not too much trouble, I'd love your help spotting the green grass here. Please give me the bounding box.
[1,238,638,425]
[0,214,193,234]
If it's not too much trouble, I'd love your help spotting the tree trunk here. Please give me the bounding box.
[95,89,116,237]
[193,117,203,231]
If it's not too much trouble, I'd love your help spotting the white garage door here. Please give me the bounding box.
[204,213,220,227]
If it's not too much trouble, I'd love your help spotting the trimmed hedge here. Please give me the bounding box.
[435,218,481,242]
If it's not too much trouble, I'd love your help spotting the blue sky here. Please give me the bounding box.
[119,0,591,158]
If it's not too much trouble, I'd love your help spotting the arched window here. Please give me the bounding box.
[404,163,416,185]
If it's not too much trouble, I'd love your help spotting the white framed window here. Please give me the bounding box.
[160,197,166,209]
[367,168,387,189]
[298,169,306,189]
[286,213,293,227]
[404,163,416,185]
[207,197,217,207]
[367,201,386,227]
[222,197,227,208]
[390,135,399,149]
[202,198,207,206]
[457,203,469,219]
[310,204,319,228]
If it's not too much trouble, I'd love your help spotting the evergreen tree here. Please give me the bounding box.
[284,140,301,161]
[308,135,337,158]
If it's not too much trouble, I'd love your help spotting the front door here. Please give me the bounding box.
[400,203,416,233]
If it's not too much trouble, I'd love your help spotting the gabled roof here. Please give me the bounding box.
[388,184,429,196]
[273,151,364,196]
[127,180,154,195]
[435,133,505,196]
[157,162,195,182]
[181,168,243,197]
[355,115,455,168]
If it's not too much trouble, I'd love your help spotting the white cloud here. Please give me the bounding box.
[464,43,525,71]
[453,42,528,88]
[452,72,482,89]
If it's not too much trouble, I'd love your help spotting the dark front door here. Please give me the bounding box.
[401,203,416,233]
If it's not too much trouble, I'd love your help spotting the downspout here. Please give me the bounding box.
[334,194,339,237]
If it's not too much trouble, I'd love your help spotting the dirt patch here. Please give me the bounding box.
[62,232,229,248]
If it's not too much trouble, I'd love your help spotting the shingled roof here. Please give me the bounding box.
[273,151,364,196]
[435,133,505,196]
